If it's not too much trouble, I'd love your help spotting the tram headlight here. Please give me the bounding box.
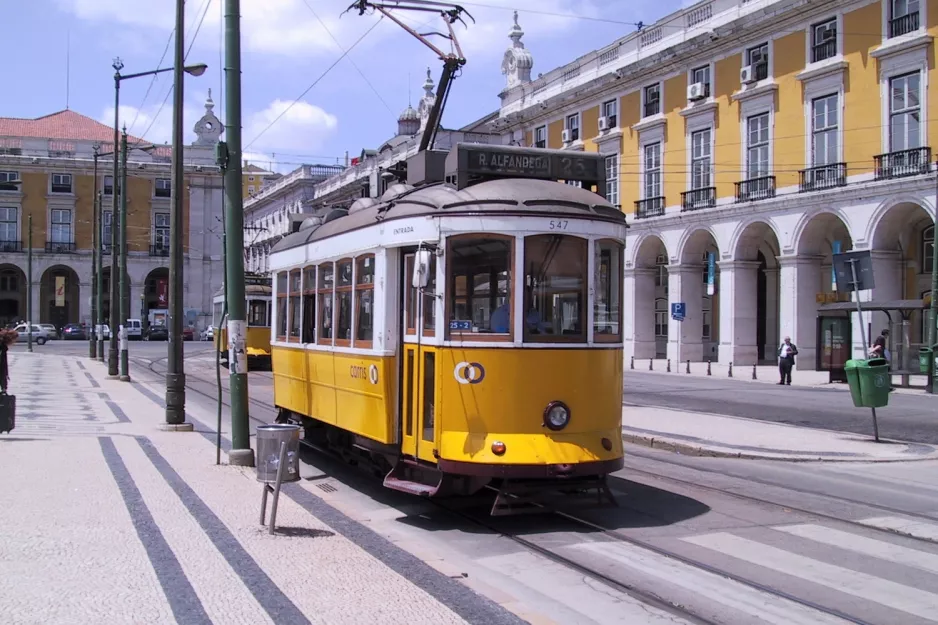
[544,401,570,431]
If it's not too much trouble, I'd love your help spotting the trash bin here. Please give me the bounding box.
[256,424,301,483]
[844,358,890,408]
[920,347,933,374]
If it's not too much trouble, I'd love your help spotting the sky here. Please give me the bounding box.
[1,0,688,173]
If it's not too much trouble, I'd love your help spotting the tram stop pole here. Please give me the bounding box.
[224,0,254,467]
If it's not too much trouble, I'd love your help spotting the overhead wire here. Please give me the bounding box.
[126,28,176,136]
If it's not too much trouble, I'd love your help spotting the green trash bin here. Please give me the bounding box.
[920,347,933,374]
[844,358,891,408]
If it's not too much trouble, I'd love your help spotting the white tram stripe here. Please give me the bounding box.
[575,542,850,625]
[683,532,938,622]
[774,523,938,575]
[858,516,938,543]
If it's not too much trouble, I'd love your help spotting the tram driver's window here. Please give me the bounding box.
[276,272,288,340]
[594,239,623,341]
[447,235,512,337]
[248,299,268,327]
[523,234,588,342]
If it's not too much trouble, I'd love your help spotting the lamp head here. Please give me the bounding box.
[184,63,208,77]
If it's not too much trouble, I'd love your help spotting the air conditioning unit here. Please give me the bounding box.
[561,129,572,143]
[598,116,611,131]
[687,82,707,101]
[740,65,756,84]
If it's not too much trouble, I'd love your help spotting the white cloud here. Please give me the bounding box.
[244,99,338,152]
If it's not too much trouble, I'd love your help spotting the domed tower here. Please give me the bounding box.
[397,104,420,136]
[193,88,223,145]
[501,11,534,90]
[417,68,436,133]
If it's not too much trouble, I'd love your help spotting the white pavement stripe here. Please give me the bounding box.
[774,523,938,576]
[574,542,850,625]
[858,516,938,543]
[112,437,276,625]
[683,532,938,622]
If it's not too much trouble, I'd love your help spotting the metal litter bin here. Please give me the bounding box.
[256,424,301,483]
[844,358,890,409]
[920,347,934,374]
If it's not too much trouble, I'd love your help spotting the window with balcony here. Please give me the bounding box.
[746,43,769,81]
[0,207,17,252]
[637,142,664,217]
[51,173,72,194]
[924,225,934,274]
[683,128,715,211]
[747,113,770,179]
[152,213,170,256]
[889,0,920,38]
[0,171,19,191]
[890,72,921,151]
[812,18,837,62]
[601,99,618,128]
[49,209,72,251]
[604,154,619,206]
[691,65,711,97]
[155,178,171,198]
[643,84,661,117]
[534,125,546,148]
[565,114,580,142]
[801,94,845,191]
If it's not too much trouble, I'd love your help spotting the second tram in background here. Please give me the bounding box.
[213,273,273,370]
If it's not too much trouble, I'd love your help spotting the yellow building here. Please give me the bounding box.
[0,98,225,330]
[242,161,279,199]
[495,0,937,373]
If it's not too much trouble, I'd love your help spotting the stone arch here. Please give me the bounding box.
[865,195,935,249]
[678,227,720,265]
[731,220,783,363]
[629,234,670,360]
[39,264,80,328]
[143,267,170,320]
[731,218,782,264]
[793,209,852,256]
[0,263,27,325]
[632,233,669,268]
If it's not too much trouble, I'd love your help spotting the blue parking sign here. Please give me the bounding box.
[671,302,686,321]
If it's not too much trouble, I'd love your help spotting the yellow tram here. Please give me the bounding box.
[268,144,627,513]
[213,275,273,369]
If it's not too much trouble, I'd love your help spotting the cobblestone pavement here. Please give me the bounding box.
[0,353,526,625]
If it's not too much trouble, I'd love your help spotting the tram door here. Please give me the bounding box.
[400,249,438,464]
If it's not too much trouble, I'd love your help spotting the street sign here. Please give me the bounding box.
[832,250,874,292]
[671,302,686,321]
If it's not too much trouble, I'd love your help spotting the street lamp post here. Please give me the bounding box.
[90,145,114,361]
[26,213,32,354]
[928,171,938,393]
[97,190,105,361]
[119,128,131,382]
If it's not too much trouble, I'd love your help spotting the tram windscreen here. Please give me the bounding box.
[447,236,512,334]
[248,300,268,327]
[523,234,587,341]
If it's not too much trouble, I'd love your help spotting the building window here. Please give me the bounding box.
[565,113,580,142]
[812,94,839,166]
[276,272,288,339]
[746,112,770,179]
[604,154,619,206]
[890,0,920,38]
[0,171,19,191]
[248,185,255,194]
[889,72,921,152]
[523,234,588,342]
[103,176,115,196]
[702,297,712,341]
[691,128,712,189]
[812,18,837,62]
[248,176,255,182]
[654,298,668,337]
[924,225,935,274]
[50,209,72,243]
[643,84,661,117]
[643,142,662,199]
[318,263,334,344]
[153,213,170,251]
[355,255,375,345]
[0,207,16,244]
[302,266,316,343]
[746,43,769,81]
[51,173,72,194]
[655,254,668,288]
[601,99,618,128]
[155,178,171,198]
[691,65,711,96]
[534,125,546,148]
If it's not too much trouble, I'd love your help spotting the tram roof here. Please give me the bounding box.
[271,176,626,255]
[212,283,272,299]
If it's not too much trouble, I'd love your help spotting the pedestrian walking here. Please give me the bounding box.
[777,336,798,385]
[871,329,894,392]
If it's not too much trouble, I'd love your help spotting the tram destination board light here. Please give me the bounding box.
[448,144,605,191]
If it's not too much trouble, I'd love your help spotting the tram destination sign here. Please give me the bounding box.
[451,144,604,187]
[244,274,272,287]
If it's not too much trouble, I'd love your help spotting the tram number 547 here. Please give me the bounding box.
[548,219,569,231]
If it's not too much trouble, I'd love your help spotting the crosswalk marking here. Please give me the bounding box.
[683,532,938,621]
[575,541,849,625]
[858,516,938,543]
[774,523,938,575]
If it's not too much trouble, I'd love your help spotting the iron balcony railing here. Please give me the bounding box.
[635,196,665,219]
[889,11,919,38]
[799,162,847,192]
[0,240,22,253]
[735,175,776,203]
[45,241,76,253]
[874,147,931,180]
[681,187,716,211]
[149,244,170,257]
[812,39,837,63]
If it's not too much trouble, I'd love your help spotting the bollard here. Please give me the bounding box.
[707,360,712,376]
[630,356,634,370]
[686,359,690,374]
[728,362,733,378]
[752,364,757,380]
[649,358,653,371]
[667,358,671,372]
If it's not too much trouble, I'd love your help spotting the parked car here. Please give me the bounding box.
[200,326,214,341]
[182,327,194,341]
[12,323,53,345]
[62,323,87,340]
[39,324,59,339]
[125,318,143,340]
[146,324,169,341]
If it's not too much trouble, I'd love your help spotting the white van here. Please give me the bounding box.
[125,318,143,340]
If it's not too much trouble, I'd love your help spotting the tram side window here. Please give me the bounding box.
[355,255,375,346]
[212,302,223,329]
[335,259,353,345]
[423,253,437,336]
[318,263,334,344]
[289,269,301,342]
[523,234,588,342]
[446,234,513,338]
[276,271,288,340]
[302,265,316,343]
[594,239,624,340]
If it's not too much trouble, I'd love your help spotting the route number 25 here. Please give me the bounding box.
[548,219,569,230]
